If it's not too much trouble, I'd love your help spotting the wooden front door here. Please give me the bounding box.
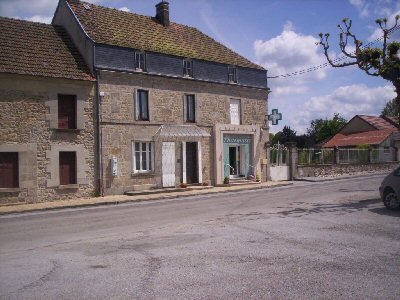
[162,142,175,187]
[186,142,198,184]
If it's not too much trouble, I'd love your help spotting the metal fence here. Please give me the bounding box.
[298,147,397,165]
[298,148,335,165]
[270,148,288,166]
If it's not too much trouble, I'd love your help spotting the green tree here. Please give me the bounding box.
[271,125,297,145]
[307,113,347,145]
[319,16,400,126]
[381,98,400,117]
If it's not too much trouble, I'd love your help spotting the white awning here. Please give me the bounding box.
[154,125,210,141]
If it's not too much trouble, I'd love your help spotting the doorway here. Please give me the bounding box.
[229,145,240,177]
[186,142,198,184]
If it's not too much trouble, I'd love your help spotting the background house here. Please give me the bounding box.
[0,17,96,204]
[323,115,400,162]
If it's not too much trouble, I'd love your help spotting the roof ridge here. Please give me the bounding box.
[0,15,53,26]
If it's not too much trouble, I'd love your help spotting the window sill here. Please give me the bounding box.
[131,172,155,178]
[58,184,79,190]
[0,188,21,193]
[52,128,81,133]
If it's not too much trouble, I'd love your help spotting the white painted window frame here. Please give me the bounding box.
[132,141,154,173]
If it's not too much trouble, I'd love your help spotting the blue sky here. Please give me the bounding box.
[1,0,399,133]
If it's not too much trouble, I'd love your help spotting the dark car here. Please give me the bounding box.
[379,167,400,210]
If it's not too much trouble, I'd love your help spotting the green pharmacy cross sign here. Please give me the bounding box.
[268,109,282,125]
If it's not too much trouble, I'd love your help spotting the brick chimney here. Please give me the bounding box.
[156,1,170,27]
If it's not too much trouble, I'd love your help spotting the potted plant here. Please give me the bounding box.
[255,173,261,182]
[223,176,230,185]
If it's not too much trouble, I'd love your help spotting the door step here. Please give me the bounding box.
[228,178,260,186]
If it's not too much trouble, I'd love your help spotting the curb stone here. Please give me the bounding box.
[0,182,293,215]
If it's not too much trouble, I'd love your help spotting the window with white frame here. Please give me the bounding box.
[133,141,153,172]
[228,66,237,83]
[183,59,193,77]
[135,51,146,71]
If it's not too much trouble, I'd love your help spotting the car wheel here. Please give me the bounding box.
[383,188,400,210]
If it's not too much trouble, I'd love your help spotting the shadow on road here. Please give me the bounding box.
[275,198,383,218]
[368,207,400,217]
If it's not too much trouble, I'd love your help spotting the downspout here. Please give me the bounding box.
[94,46,104,196]
[96,72,104,196]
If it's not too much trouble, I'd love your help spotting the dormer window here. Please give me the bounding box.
[228,66,237,83]
[135,51,146,71]
[183,59,193,77]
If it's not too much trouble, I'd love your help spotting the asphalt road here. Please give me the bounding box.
[0,175,399,299]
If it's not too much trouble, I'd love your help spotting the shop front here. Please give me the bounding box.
[223,134,253,178]
[214,124,264,185]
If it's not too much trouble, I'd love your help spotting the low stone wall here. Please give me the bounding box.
[297,162,400,178]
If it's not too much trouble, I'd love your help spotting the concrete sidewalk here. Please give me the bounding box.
[0,181,292,215]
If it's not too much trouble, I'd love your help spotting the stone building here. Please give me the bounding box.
[53,0,269,195]
[0,17,97,204]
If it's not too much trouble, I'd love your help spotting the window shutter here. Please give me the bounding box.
[58,95,77,129]
[59,152,77,185]
[0,152,18,188]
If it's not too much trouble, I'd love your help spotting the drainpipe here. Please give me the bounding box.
[95,71,104,196]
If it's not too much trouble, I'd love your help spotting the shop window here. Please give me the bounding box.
[185,94,196,123]
[59,151,77,185]
[133,142,153,172]
[136,90,149,121]
[58,94,77,129]
[0,152,18,188]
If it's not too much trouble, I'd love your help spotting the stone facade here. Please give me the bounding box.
[98,71,268,195]
[0,73,96,204]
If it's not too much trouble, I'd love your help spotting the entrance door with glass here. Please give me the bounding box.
[229,145,241,177]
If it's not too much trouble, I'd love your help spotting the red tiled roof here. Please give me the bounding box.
[0,17,94,81]
[66,0,264,70]
[323,129,393,147]
[358,115,398,131]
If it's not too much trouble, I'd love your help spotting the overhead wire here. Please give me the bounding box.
[267,24,400,79]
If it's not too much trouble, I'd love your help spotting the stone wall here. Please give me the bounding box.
[0,74,96,204]
[297,162,400,178]
[98,71,268,193]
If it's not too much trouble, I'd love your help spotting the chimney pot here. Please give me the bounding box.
[155,1,170,27]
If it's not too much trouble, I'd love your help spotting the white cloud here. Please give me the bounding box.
[199,1,233,49]
[25,15,52,24]
[349,0,369,17]
[0,0,57,17]
[254,23,328,82]
[274,86,309,96]
[368,9,400,41]
[292,84,396,133]
[119,7,130,12]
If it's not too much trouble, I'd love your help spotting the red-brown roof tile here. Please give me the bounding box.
[324,129,393,147]
[66,0,264,70]
[0,17,94,81]
[358,115,398,131]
